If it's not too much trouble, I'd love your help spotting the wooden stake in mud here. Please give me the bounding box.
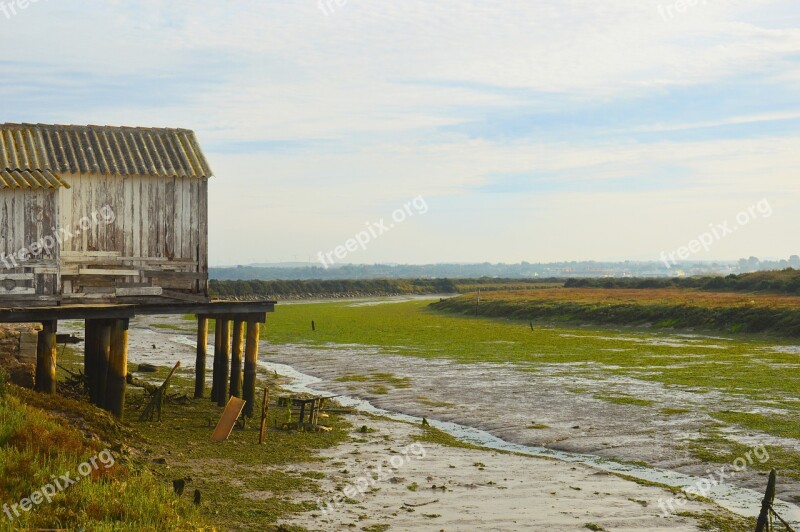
[755,469,777,532]
[243,320,260,417]
[35,320,57,394]
[195,316,208,399]
[106,318,129,419]
[230,320,244,398]
[259,387,270,445]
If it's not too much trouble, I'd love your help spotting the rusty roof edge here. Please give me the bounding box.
[0,123,214,178]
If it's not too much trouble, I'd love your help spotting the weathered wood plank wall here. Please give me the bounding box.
[0,188,59,297]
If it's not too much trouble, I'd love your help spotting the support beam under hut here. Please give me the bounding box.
[243,320,261,418]
[212,318,231,406]
[230,319,244,399]
[35,320,57,394]
[105,319,129,419]
[195,316,208,399]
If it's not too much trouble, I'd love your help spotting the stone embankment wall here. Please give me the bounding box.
[0,323,40,388]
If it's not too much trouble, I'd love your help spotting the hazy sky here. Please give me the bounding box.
[2,0,799,265]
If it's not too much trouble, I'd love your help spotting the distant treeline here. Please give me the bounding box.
[208,277,563,299]
[209,278,459,299]
[564,269,800,294]
[209,261,677,281]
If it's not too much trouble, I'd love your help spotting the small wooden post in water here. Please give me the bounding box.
[35,320,57,394]
[259,387,270,445]
[195,316,208,399]
[230,320,244,398]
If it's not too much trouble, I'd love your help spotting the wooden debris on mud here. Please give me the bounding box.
[136,361,181,422]
[211,396,246,441]
[276,394,333,432]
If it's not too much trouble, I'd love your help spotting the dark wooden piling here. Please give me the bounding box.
[243,320,260,417]
[211,318,222,402]
[84,320,98,399]
[106,318,129,418]
[85,320,102,405]
[195,316,208,399]
[230,319,244,398]
[35,320,57,394]
[217,318,231,407]
[95,321,111,408]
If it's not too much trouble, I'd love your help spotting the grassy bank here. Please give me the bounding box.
[0,377,204,530]
[432,288,800,337]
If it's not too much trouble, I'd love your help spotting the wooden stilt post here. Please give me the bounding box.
[95,321,111,408]
[243,320,260,417]
[211,317,221,402]
[230,320,244,398]
[106,318,129,419]
[217,318,231,407]
[195,316,208,399]
[35,320,57,394]
[84,320,99,401]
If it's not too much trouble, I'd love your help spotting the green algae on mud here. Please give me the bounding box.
[259,299,800,485]
[261,299,799,402]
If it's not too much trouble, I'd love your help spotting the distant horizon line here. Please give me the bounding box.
[209,258,794,269]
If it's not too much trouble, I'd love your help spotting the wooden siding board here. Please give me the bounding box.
[165,177,175,258]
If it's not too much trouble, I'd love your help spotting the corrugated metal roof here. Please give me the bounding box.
[0,168,70,190]
[0,124,214,182]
